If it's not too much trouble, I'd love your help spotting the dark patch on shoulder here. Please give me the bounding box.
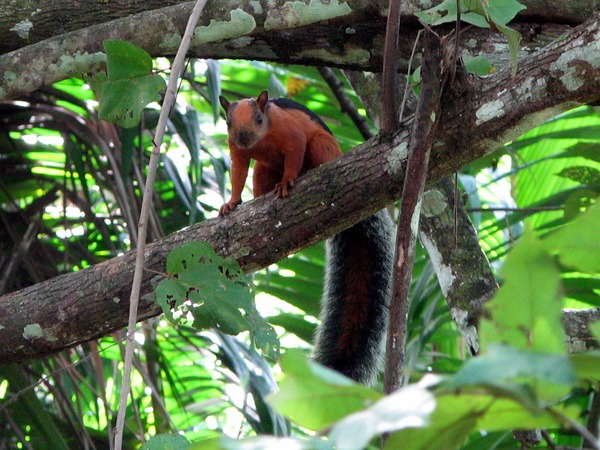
[270,98,333,135]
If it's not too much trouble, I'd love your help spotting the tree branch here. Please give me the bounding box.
[0,0,584,102]
[384,29,442,393]
[2,14,600,365]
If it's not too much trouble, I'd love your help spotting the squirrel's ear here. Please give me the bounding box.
[219,95,230,113]
[257,90,269,112]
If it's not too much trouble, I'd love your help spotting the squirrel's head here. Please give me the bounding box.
[219,90,270,149]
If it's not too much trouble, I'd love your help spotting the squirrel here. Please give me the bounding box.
[218,90,394,385]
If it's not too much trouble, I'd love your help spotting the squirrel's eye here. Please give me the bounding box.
[256,115,263,125]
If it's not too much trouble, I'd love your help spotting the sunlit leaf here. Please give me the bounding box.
[480,231,565,354]
[268,350,381,430]
[156,242,279,358]
[141,434,190,450]
[329,385,435,450]
[543,201,600,273]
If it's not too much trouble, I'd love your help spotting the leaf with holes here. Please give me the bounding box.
[156,242,279,358]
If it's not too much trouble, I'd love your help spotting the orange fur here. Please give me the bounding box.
[219,90,341,216]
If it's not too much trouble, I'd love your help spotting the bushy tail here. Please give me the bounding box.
[312,209,394,385]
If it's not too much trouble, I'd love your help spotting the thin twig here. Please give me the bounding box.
[546,406,600,450]
[398,29,422,123]
[318,67,374,140]
[112,0,209,448]
[380,0,403,133]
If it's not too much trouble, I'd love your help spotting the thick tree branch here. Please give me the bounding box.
[1,14,600,365]
[0,0,582,102]
[1,0,594,56]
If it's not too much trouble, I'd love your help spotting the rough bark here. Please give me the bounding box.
[0,0,590,102]
[1,0,597,56]
[2,14,600,364]
[419,177,498,354]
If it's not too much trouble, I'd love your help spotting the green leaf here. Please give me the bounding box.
[329,385,435,450]
[386,393,577,450]
[415,0,465,26]
[188,289,251,335]
[141,434,190,450]
[557,165,600,185]
[480,231,565,353]
[591,321,600,341]
[268,350,381,430]
[104,40,153,79]
[448,345,576,403]
[477,0,526,26]
[416,0,523,75]
[97,75,164,128]
[416,0,525,27]
[206,59,221,124]
[564,142,600,162]
[570,351,600,382]
[563,187,598,221]
[189,436,221,450]
[214,435,333,450]
[494,23,522,77]
[543,201,600,273]
[464,56,494,76]
[90,40,165,127]
[156,242,279,358]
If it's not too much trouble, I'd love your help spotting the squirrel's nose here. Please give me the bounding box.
[237,130,252,147]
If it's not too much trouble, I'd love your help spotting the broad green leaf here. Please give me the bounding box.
[416,0,523,75]
[543,201,600,273]
[464,56,494,76]
[448,345,576,402]
[215,435,333,450]
[104,40,153,79]
[416,0,470,26]
[386,393,578,450]
[476,0,526,26]
[417,0,525,28]
[188,289,251,335]
[156,242,279,358]
[329,385,435,450]
[570,351,600,382]
[141,434,190,450]
[155,277,190,323]
[97,75,164,128]
[189,436,220,450]
[480,231,565,353]
[90,40,165,127]
[563,187,598,221]
[564,142,600,162]
[268,350,381,430]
